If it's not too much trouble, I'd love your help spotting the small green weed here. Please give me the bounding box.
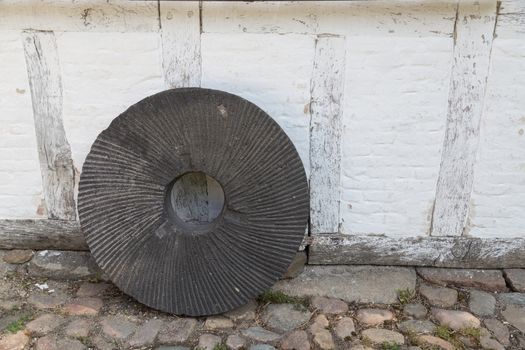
[5,315,31,333]
[396,288,416,304]
[258,290,308,307]
[382,342,401,350]
[213,344,228,350]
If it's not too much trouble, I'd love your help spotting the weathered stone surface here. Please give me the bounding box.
[158,318,197,344]
[63,297,103,315]
[35,336,57,350]
[76,282,111,297]
[417,335,454,350]
[92,336,114,350]
[419,284,457,307]
[497,292,525,306]
[36,337,84,350]
[65,319,91,338]
[26,314,64,335]
[250,345,276,350]
[128,319,163,348]
[2,250,33,264]
[204,316,234,330]
[273,266,416,304]
[28,292,67,309]
[312,328,334,350]
[226,335,245,350]
[483,319,510,346]
[417,268,506,291]
[155,347,190,350]
[398,320,436,334]
[403,303,427,319]
[334,317,355,339]
[311,296,348,315]
[262,304,312,333]
[361,329,404,345]
[431,308,480,330]
[0,300,20,310]
[101,316,137,339]
[0,331,30,350]
[346,341,374,350]
[241,327,281,343]
[469,290,496,316]
[479,328,504,350]
[283,251,307,279]
[356,308,394,326]
[198,334,222,350]
[224,300,257,322]
[309,314,329,333]
[501,304,525,332]
[281,330,310,350]
[503,269,525,292]
[28,250,101,280]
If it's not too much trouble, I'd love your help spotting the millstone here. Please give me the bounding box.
[77,88,309,316]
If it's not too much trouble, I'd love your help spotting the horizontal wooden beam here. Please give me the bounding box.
[0,220,87,251]
[3,220,524,269]
[309,234,525,268]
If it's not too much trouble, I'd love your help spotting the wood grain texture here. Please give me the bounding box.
[0,220,86,250]
[309,234,525,268]
[431,0,498,236]
[0,0,158,32]
[23,31,76,221]
[160,1,201,88]
[497,0,525,38]
[309,35,345,234]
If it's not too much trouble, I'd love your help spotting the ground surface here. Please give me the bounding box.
[0,250,524,350]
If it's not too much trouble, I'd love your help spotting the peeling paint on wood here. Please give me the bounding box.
[203,1,457,37]
[309,35,345,234]
[431,0,498,237]
[0,0,158,32]
[160,1,201,88]
[22,31,76,221]
[309,233,525,268]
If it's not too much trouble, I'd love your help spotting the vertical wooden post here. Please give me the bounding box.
[431,0,498,236]
[309,35,346,234]
[159,1,210,220]
[22,31,76,221]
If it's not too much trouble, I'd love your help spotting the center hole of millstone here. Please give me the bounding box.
[166,172,225,229]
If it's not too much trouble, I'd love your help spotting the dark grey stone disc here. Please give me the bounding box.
[77,88,309,316]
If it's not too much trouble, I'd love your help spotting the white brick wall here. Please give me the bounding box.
[339,36,452,236]
[0,31,44,219]
[0,1,524,242]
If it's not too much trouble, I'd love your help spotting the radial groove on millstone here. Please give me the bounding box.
[78,88,309,316]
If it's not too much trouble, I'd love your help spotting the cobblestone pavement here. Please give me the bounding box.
[0,250,524,350]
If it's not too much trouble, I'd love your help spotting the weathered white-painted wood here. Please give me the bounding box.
[203,1,457,37]
[0,220,86,250]
[309,234,525,268]
[497,0,525,38]
[160,1,201,88]
[309,35,345,234]
[160,1,210,219]
[23,31,76,221]
[0,0,158,32]
[431,0,498,236]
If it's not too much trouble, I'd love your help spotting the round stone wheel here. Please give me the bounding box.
[77,88,309,316]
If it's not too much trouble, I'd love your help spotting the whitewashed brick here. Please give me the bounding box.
[201,33,314,175]
[469,38,525,238]
[0,31,44,219]
[339,36,453,236]
[57,32,165,171]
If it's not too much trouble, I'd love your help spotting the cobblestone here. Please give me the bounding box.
[0,260,523,349]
